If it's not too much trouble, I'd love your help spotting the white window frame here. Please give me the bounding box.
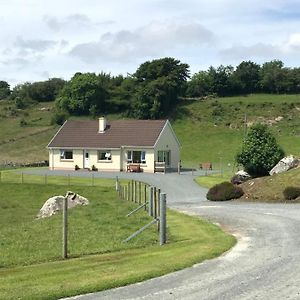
[98,150,112,161]
[127,150,146,164]
[60,149,73,160]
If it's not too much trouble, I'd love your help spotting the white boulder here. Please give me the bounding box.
[269,155,299,175]
[37,191,89,219]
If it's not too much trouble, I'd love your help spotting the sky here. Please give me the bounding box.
[1,0,300,86]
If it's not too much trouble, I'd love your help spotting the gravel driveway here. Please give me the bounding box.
[27,169,300,299]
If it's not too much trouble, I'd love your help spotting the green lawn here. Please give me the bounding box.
[0,180,236,299]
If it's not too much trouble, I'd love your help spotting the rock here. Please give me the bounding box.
[37,191,89,219]
[269,155,299,175]
[231,170,251,185]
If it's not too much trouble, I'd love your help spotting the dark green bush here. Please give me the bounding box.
[206,181,244,201]
[91,165,98,171]
[75,165,80,171]
[283,186,300,200]
[236,123,284,177]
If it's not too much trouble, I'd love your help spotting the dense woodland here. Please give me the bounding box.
[1,57,300,123]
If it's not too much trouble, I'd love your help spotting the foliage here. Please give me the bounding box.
[19,118,27,127]
[283,186,300,200]
[51,110,69,125]
[75,164,80,170]
[231,61,261,94]
[10,79,65,108]
[91,165,98,171]
[10,83,33,108]
[131,57,190,119]
[206,181,244,201]
[55,72,126,116]
[28,78,65,102]
[0,81,11,100]
[236,123,285,176]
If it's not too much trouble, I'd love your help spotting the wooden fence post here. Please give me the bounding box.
[153,187,157,218]
[139,181,142,204]
[131,180,134,202]
[62,195,68,259]
[159,193,167,245]
[144,184,147,211]
[148,186,154,216]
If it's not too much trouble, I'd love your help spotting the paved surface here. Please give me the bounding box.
[27,170,300,299]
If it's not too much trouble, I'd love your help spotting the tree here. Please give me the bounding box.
[55,73,110,115]
[0,81,10,100]
[236,123,285,177]
[10,83,32,108]
[29,78,65,102]
[186,71,213,97]
[260,60,285,93]
[131,57,190,119]
[231,61,261,94]
[208,65,234,96]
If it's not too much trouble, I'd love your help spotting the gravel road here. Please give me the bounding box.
[27,169,300,299]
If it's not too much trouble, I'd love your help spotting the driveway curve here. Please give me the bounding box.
[26,170,300,299]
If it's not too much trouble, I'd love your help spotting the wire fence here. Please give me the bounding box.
[116,178,167,245]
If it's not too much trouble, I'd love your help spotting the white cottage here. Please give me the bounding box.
[47,117,180,173]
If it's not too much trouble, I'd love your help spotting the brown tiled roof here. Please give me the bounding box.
[48,119,167,148]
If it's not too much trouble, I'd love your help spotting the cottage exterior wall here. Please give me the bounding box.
[154,123,180,168]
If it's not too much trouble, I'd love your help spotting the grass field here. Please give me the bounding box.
[1,93,300,168]
[0,180,236,299]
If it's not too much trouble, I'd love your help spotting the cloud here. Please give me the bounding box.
[220,32,300,63]
[219,43,280,61]
[14,36,57,52]
[69,19,214,63]
[1,57,31,68]
[43,14,114,32]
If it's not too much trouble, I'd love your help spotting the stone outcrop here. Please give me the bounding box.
[37,191,89,219]
[269,155,299,176]
[231,170,251,185]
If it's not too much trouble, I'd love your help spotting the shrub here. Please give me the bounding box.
[206,181,244,201]
[91,165,98,171]
[236,123,284,177]
[19,118,28,127]
[75,165,80,171]
[283,186,300,200]
[51,111,68,125]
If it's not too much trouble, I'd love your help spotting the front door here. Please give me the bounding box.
[84,150,90,168]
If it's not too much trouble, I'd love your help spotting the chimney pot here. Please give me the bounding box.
[99,117,106,133]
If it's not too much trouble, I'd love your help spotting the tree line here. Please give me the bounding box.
[1,58,300,122]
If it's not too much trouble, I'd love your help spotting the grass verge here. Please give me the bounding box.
[195,173,232,189]
[0,181,235,300]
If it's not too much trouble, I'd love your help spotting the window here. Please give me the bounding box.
[127,151,146,164]
[98,150,111,161]
[157,150,170,166]
[60,150,73,160]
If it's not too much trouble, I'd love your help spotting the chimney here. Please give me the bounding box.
[99,117,107,133]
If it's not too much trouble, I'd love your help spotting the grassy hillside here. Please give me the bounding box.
[173,94,300,167]
[1,94,300,166]
[0,100,58,163]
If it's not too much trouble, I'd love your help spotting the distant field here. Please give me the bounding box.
[1,94,300,167]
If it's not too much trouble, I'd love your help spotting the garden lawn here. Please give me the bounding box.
[0,181,235,300]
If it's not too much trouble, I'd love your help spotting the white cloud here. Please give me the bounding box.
[70,19,214,64]
[14,36,57,52]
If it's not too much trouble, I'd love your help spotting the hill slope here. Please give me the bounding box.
[1,94,300,166]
